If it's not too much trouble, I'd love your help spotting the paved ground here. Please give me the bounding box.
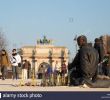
[0,79,110,91]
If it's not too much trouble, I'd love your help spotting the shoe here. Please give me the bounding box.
[80,84,90,88]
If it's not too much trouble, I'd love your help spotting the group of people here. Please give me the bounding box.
[37,34,110,87]
[69,35,110,86]
[0,49,21,80]
[0,47,68,86]
[0,35,110,87]
[37,61,68,86]
[94,38,110,76]
[0,49,31,80]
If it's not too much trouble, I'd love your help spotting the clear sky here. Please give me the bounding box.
[0,0,110,60]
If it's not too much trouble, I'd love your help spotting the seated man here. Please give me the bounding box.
[69,35,99,86]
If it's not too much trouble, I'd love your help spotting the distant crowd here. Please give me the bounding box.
[0,49,32,80]
[0,48,68,86]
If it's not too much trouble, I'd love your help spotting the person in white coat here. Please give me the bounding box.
[10,49,21,80]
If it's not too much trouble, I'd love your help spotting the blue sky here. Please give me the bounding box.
[0,0,110,59]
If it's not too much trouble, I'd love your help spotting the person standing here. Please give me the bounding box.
[38,65,44,79]
[94,38,105,75]
[107,54,110,77]
[10,49,21,80]
[46,65,53,86]
[102,55,109,76]
[94,38,104,63]
[40,65,46,86]
[61,62,67,85]
[61,62,67,76]
[54,61,61,75]
[53,61,61,86]
[0,49,10,80]
[22,60,29,80]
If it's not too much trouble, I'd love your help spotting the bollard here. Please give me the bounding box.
[31,70,37,86]
[19,70,25,86]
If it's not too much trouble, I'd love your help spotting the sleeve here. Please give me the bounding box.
[10,56,13,63]
[80,48,90,73]
[7,55,11,66]
[68,52,79,70]
[17,54,21,63]
[99,44,104,62]
[10,56,16,64]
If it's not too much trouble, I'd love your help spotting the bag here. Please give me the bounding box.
[1,67,3,73]
[18,63,21,67]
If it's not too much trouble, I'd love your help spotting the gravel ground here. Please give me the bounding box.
[0,79,110,91]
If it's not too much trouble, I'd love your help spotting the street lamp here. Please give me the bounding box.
[61,49,66,64]
[31,48,37,78]
[74,35,78,53]
[48,49,53,66]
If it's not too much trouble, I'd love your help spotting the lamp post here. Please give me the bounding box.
[48,49,54,66]
[61,50,65,64]
[48,49,54,86]
[30,48,37,86]
[74,35,78,53]
[32,49,36,78]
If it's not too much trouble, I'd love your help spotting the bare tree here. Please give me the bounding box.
[0,30,7,50]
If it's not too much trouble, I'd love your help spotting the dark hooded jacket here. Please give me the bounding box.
[94,42,104,63]
[80,45,99,78]
[70,44,99,79]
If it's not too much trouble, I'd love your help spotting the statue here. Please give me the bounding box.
[37,36,53,45]
[49,50,52,57]
[40,39,43,44]
[32,49,36,56]
[37,39,40,44]
[49,39,53,44]
[61,50,65,57]
[43,36,48,44]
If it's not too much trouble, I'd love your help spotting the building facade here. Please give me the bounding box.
[21,37,69,75]
[101,35,110,54]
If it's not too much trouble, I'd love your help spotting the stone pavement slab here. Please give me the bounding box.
[0,79,110,91]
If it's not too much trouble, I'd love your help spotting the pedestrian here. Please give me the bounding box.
[53,61,61,86]
[54,61,61,75]
[22,60,29,80]
[10,49,21,80]
[94,38,105,75]
[102,55,109,76]
[40,65,46,86]
[61,62,67,76]
[94,38,104,63]
[107,54,110,77]
[0,49,11,80]
[61,62,67,85]
[38,65,44,79]
[46,65,53,86]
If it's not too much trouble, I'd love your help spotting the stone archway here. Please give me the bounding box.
[37,62,50,79]
[39,62,50,69]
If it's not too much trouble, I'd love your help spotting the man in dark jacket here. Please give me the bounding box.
[94,38,105,75]
[94,38,104,63]
[69,35,99,86]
